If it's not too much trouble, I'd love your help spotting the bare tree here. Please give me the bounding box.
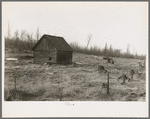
[20,30,26,41]
[86,34,92,48]
[7,21,11,39]
[108,45,114,56]
[27,33,33,49]
[115,49,121,56]
[14,30,19,48]
[103,43,108,55]
[127,44,130,55]
[14,30,19,39]
[135,50,138,57]
[27,33,33,41]
[35,28,40,42]
[133,47,135,55]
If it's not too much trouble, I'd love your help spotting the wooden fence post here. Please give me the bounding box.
[107,72,109,95]
[13,69,18,90]
[13,70,16,90]
[60,91,62,101]
[14,77,16,90]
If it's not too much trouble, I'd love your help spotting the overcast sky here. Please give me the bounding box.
[2,2,148,55]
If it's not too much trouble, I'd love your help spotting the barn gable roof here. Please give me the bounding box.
[32,34,73,51]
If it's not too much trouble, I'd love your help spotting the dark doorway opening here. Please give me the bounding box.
[49,57,52,60]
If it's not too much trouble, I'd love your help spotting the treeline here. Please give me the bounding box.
[5,29,146,59]
[5,29,40,51]
[69,42,146,59]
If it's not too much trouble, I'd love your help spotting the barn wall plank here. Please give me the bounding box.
[33,50,57,64]
[34,37,55,50]
[57,51,73,64]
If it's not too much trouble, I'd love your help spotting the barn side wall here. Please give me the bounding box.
[57,51,73,64]
[33,50,57,64]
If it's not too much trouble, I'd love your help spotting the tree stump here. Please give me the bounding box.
[106,59,111,63]
[110,60,114,64]
[102,83,107,89]
[117,74,128,84]
[98,65,107,74]
[103,56,112,60]
[138,62,143,70]
[122,74,127,83]
[129,69,135,80]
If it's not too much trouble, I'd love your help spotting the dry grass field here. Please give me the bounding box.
[4,52,146,101]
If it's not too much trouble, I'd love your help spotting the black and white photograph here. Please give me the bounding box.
[2,1,148,117]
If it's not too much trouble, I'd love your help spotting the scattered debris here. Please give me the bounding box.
[140,92,146,96]
[44,63,47,65]
[24,50,32,53]
[6,58,18,61]
[120,82,127,85]
[74,62,82,65]
[42,98,48,101]
[128,92,138,99]
[28,61,33,64]
[43,62,53,65]
[73,62,82,67]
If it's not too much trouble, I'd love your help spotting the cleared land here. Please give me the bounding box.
[4,52,146,101]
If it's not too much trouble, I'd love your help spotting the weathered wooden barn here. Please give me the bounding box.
[32,34,73,64]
